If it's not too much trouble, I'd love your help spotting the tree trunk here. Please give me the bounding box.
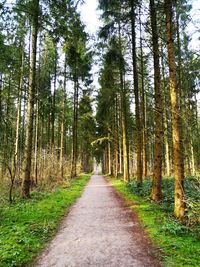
[118,94,123,175]
[108,133,112,175]
[176,6,187,176]
[51,46,57,148]
[118,21,130,182]
[14,45,24,177]
[121,91,129,182]
[164,111,170,176]
[190,140,195,176]
[165,0,185,219]
[114,96,119,178]
[0,73,2,122]
[139,7,148,178]
[47,76,51,146]
[119,136,123,174]
[34,98,39,184]
[6,75,12,164]
[21,0,39,198]
[0,73,2,178]
[34,33,42,185]
[60,53,67,179]
[130,0,142,187]
[161,45,171,177]
[150,0,163,201]
[71,79,78,178]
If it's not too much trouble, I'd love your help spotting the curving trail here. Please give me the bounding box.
[34,174,162,267]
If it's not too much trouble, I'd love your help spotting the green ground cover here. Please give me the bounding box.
[0,174,90,267]
[111,177,200,267]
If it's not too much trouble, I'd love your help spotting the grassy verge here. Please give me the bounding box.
[110,178,200,267]
[0,174,91,267]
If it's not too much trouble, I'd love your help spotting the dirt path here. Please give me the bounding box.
[35,174,161,267]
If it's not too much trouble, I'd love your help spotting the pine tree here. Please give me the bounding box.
[21,0,40,198]
[165,0,185,219]
[150,0,163,201]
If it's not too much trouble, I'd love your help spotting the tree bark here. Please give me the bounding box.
[34,96,39,184]
[130,0,143,187]
[0,73,2,121]
[165,0,185,219]
[120,90,129,182]
[108,133,112,175]
[114,95,119,178]
[161,45,171,177]
[21,0,39,198]
[51,45,57,148]
[190,140,195,176]
[139,7,148,178]
[60,53,67,179]
[150,0,163,201]
[71,79,78,178]
[14,45,24,178]
[118,21,130,182]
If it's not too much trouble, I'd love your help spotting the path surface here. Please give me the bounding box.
[35,175,161,267]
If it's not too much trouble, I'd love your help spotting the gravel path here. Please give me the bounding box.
[35,174,161,267]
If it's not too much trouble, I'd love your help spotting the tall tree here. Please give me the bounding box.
[130,0,142,187]
[118,26,130,183]
[150,0,163,201]
[59,52,67,179]
[139,5,148,177]
[165,0,185,218]
[21,0,40,198]
[65,14,92,178]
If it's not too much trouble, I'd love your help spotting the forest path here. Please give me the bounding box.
[34,174,161,267]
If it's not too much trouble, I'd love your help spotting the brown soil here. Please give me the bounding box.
[34,174,162,267]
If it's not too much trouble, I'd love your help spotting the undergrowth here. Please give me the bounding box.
[128,176,200,231]
[111,177,200,267]
[0,174,90,267]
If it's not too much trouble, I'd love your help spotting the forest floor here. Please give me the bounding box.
[34,174,161,267]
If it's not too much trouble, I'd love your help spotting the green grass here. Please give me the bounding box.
[110,178,200,267]
[0,174,91,267]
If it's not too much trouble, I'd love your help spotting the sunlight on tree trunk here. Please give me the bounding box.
[165,0,185,219]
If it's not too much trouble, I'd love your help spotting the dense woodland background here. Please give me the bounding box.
[0,0,199,223]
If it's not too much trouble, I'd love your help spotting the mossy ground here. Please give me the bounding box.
[110,177,200,267]
[0,174,90,267]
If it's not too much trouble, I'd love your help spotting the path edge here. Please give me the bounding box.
[104,175,163,266]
